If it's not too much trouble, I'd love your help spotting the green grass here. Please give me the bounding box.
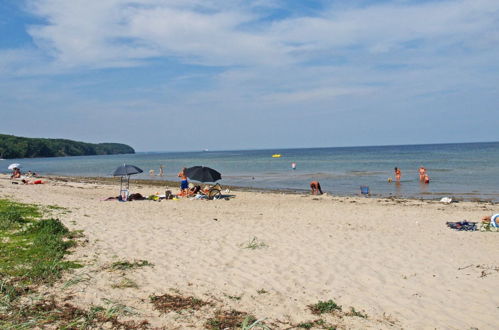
[308,299,342,315]
[0,199,40,230]
[0,199,85,327]
[0,200,81,287]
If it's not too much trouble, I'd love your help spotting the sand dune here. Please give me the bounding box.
[1,175,498,329]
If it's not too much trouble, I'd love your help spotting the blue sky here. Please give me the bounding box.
[0,0,498,151]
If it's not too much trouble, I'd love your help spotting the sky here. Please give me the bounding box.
[0,0,498,152]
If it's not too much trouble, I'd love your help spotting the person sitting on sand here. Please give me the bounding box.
[482,214,499,228]
[178,167,189,194]
[310,181,323,195]
[11,168,21,179]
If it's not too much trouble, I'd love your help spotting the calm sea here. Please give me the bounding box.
[2,142,499,201]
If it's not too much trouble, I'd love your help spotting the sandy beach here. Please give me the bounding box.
[1,174,498,329]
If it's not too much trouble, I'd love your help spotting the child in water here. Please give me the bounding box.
[394,167,401,182]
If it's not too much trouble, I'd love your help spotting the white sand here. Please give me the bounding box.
[1,175,498,329]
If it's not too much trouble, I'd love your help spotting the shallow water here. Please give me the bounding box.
[2,142,499,201]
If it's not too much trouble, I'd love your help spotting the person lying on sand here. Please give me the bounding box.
[21,179,44,184]
[177,185,201,197]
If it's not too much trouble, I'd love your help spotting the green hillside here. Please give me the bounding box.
[0,134,135,159]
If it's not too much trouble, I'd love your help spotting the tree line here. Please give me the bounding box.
[0,134,135,159]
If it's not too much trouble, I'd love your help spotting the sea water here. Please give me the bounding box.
[2,142,499,201]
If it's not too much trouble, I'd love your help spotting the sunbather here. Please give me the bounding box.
[11,168,21,179]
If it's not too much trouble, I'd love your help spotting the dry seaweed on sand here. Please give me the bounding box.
[150,293,211,313]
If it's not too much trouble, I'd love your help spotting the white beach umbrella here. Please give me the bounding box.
[8,163,21,170]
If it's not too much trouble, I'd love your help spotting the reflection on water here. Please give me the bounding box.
[419,182,429,195]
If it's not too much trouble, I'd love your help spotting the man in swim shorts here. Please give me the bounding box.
[310,181,323,195]
[178,167,189,194]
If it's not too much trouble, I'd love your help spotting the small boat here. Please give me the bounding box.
[271,154,282,158]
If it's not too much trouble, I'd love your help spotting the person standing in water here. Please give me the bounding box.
[394,167,401,182]
[418,166,426,182]
[159,165,164,177]
[291,162,296,170]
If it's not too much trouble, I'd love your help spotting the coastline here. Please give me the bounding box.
[1,173,498,328]
[36,174,499,203]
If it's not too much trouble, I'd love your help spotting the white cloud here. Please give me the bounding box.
[1,0,498,149]
[14,0,496,74]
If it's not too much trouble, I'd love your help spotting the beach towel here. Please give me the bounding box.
[446,221,477,231]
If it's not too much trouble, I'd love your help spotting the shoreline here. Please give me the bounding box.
[29,174,499,203]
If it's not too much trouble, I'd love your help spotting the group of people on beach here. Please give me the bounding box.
[10,168,43,184]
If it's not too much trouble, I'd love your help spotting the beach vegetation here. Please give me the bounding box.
[295,318,338,329]
[309,299,342,315]
[241,315,270,330]
[205,309,259,329]
[346,306,368,318]
[110,259,154,271]
[150,293,211,313]
[256,288,268,294]
[111,277,139,289]
[100,297,140,317]
[62,272,92,290]
[242,237,267,250]
[0,198,152,328]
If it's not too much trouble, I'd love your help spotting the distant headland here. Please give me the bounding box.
[0,134,135,159]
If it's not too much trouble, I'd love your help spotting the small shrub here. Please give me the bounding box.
[308,299,342,315]
[242,237,267,250]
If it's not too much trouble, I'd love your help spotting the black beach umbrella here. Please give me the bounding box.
[113,164,143,193]
[113,164,143,176]
[185,166,221,182]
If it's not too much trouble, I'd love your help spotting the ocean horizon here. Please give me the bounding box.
[2,141,499,201]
